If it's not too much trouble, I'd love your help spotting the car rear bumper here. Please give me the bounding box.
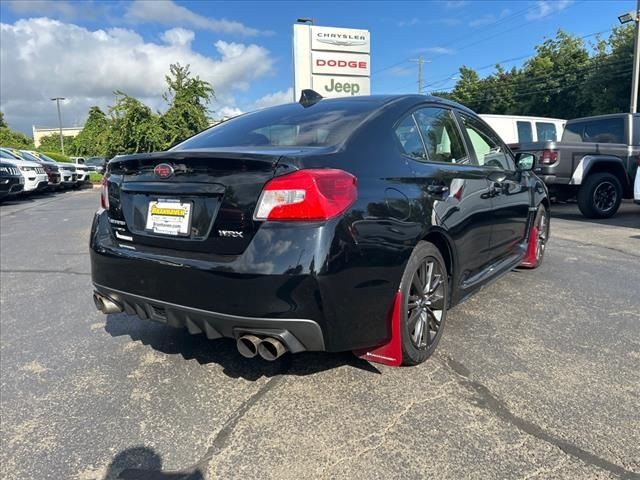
[93,283,325,352]
[90,209,404,352]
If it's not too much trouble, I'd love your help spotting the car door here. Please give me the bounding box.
[457,112,530,260]
[398,105,496,286]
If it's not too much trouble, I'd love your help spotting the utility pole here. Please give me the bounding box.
[631,0,640,113]
[51,97,65,155]
[409,57,431,94]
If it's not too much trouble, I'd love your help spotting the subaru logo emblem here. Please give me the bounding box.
[154,163,174,179]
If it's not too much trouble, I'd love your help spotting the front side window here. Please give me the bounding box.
[536,122,557,141]
[461,114,514,170]
[413,108,467,163]
[516,121,533,143]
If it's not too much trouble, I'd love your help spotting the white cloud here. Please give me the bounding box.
[125,0,270,37]
[254,88,294,109]
[526,0,573,20]
[161,27,195,47]
[417,47,456,55]
[0,18,275,133]
[397,17,461,27]
[5,0,111,20]
[215,106,244,118]
[443,1,469,9]
[468,8,511,27]
[387,66,414,77]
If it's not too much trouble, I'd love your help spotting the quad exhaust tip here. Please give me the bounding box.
[258,337,287,361]
[93,292,123,314]
[237,335,262,359]
[237,335,288,361]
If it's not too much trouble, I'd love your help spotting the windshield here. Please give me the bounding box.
[86,158,104,166]
[174,100,378,150]
[18,151,42,163]
[35,153,58,163]
[0,150,18,160]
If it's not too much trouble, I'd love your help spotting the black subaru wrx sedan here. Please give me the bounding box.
[90,93,549,366]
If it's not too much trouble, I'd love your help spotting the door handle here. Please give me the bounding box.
[425,184,449,199]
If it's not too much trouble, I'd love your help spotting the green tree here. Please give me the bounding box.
[582,25,634,115]
[0,116,34,149]
[72,106,109,157]
[448,66,482,108]
[105,91,164,157]
[37,134,76,154]
[160,63,214,148]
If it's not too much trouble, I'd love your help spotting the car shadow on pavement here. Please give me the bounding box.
[102,446,203,479]
[105,313,381,381]
[550,200,640,228]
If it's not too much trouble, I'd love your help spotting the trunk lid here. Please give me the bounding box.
[105,149,310,254]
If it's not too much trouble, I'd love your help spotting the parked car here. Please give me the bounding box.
[85,157,107,173]
[480,114,566,147]
[635,163,640,204]
[91,92,549,366]
[513,113,639,218]
[0,161,25,200]
[0,148,49,193]
[28,151,78,188]
[17,150,62,189]
[74,163,90,185]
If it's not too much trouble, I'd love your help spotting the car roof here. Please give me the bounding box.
[301,93,475,115]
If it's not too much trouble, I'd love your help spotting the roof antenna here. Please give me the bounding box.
[299,89,323,108]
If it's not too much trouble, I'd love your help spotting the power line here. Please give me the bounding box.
[423,27,614,89]
[371,1,578,77]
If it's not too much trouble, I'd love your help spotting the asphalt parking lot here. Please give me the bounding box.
[1,190,638,480]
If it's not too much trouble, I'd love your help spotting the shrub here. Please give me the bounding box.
[40,151,71,163]
[89,172,103,184]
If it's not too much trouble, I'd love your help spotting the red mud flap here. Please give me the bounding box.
[354,291,403,367]
[520,225,538,268]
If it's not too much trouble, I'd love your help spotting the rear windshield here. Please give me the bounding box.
[174,100,377,150]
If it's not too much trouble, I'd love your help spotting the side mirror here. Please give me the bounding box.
[515,152,535,171]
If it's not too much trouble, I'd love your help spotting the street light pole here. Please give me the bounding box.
[51,97,65,155]
[631,0,640,113]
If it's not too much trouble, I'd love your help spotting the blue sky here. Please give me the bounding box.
[0,0,635,134]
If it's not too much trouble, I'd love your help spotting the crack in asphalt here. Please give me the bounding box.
[0,268,91,276]
[444,355,640,480]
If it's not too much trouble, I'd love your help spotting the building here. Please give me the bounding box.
[32,126,83,148]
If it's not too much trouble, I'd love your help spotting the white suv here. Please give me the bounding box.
[0,148,48,193]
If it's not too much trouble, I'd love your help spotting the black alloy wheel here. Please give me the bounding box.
[577,172,623,219]
[399,241,449,365]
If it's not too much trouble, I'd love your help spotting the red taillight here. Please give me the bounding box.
[540,149,558,164]
[254,169,357,221]
[100,176,109,209]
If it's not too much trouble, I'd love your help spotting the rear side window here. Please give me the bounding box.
[395,115,427,159]
[562,118,625,144]
[174,100,377,149]
[516,121,533,143]
[412,108,467,163]
[536,122,557,141]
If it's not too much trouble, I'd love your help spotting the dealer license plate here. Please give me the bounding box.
[145,199,192,236]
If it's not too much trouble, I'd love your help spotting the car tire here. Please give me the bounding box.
[523,204,549,269]
[399,241,449,366]
[577,173,622,219]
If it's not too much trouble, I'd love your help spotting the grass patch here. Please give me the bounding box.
[89,172,103,184]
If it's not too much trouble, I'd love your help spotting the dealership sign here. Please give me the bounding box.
[293,24,371,100]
